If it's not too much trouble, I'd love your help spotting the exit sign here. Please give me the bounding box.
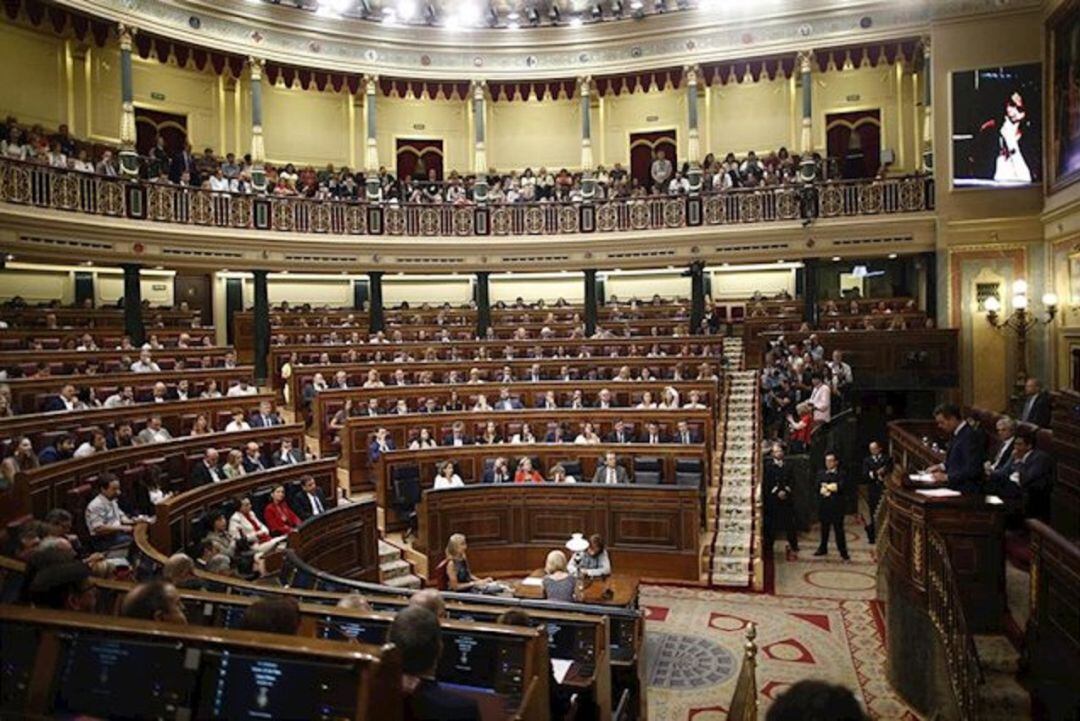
[151,92,166,101]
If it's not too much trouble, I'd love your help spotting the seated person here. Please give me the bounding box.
[514,457,544,483]
[272,438,304,466]
[263,484,302,535]
[84,474,139,551]
[673,420,698,444]
[28,560,97,612]
[433,460,464,490]
[641,421,667,444]
[477,420,502,445]
[442,421,471,447]
[510,423,537,444]
[241,441,269,473]
[548,463,576,483]
[592,452,628,484]
[988,429,1054,523]
[221,449,247,479]
[409,428,438,450]
[120,581,188,624]
[225,408,251,432]
[202,511,236,560]
[545,423,570,443]
[229,496,282,564]
[541,550,575,602]
[567,534,612,577]
[574,422,601,445]
[606,420,633,444]
[240,597,302,635]
[483,457,511,484]
[444,533,493,593]
[369,427,396,462]
[388,606,481,721]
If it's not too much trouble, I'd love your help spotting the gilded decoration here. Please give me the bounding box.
[147,185,175,222]
[230,195,253,228]
[911,525,924,580]
[49,173,80,211]
[312,203,332,233]
[343,204,366,234]
[629,202,650,230]
[384,206,406,235]
[819,184,844,217]
[703,194,725,225]
[2,164,31,204]
[189,192,213,225]
[419,207,440,236]
[272,200,296,231]
[491,206,512,235]
[558,205,578,233]
[664,198,686,228]
[898,177,925,211]
[858,183,883,215]
[96,181,124,216]
[596,202,618,232]
[524,206,545,234]
[739,194,763,224]
[453,207,474,236]
[775,189,800,220]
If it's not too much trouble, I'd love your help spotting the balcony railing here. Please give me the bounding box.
[0,159,934,238]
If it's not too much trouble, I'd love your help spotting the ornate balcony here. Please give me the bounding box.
[0,159,934,239]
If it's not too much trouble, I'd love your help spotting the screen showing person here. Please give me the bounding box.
[51,634,199,719]
[195,650,359,720]
[951,63,1042,187]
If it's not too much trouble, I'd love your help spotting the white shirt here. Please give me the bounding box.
[433,474,464,490]
[809,383,832,424]
[225,420,251,432]
[73,442,97,458]
[130,360,161,373]
[227,384,257,397]
[104,394,131,408]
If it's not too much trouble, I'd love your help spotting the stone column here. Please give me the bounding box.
[472,80,488,203]
[475,271,491,339]
[690,261,705,334]
[252,270,269,384]
[580,76,595,201]
[584,270,598,338]
[797,50,816,181]
[686,65,703,193]
[117,25,139,177]
[121,263,144,345]
[368,271,384,334]
[364,75,381,201]
[921,38,933,173]
[802,258,819,325]
[248,57,267,192]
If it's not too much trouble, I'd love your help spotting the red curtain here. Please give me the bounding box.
[135,109,188,158]
[826,110,881,179]
[629,130,677,191]
[395,139,444,180]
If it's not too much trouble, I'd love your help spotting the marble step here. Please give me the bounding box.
[974,635,1021,675]
[379,558,413,581]
[383,573,424,590]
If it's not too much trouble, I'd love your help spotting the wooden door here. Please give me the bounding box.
[395,139,444,181]
[174,272,212,325]
[629,130,677,192]
[826,110,881,179]
[135,108,188,158]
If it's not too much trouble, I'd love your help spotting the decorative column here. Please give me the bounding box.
[368,271,385,334]
[475,271,491,339]
[472,80,488,203]
[686,65,703,193]
[121,263,144,345]
[690,261,705,334]
[797,50,816,182]
[248,57,267,192]
[579,76,595,201]
[584,270,598,338]
[364,75,381,201]
[921,37,933,173]
[802,258,820,325]
[117,25,139,177]
[252,270,270,384]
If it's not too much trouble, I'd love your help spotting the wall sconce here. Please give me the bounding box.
[984,279,1058,392]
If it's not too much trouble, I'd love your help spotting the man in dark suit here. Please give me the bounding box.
[591,452,629,484]
[38,434,76,465]
[190,449,222,486]
[249,400,282,428]
[814,452,849,560]
[544,424,569,443]
[605,420,632,444]
[861,441,893,544]
[673,421,697,445]
[494,387,523,411]
[929,403,986,494]
[1019,378,1052,428]
[169,143,198,185]
[42,384,78,412]
[482,457,510,484]
[442,422,471,447]
[241,442,268,473]
[368,427,396,462]
[272,438,304,467]
[763,442,799,559]
[292,475,328,521]
[991,429,1055,523]
[640,421,666,445]
[419,398,441,414]
[388,606,480,721]
[986,416,1017,481]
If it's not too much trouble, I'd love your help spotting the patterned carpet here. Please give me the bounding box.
[642,516,922,720]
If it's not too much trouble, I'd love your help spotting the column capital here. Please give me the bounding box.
[921,36,931,57]
[578,75,592,93]
[247,56,265,80]
[471,79,487,99]
[117,23,136,50]
[796,50,815,75]
[364,74,379,95]
[684,64,701,85]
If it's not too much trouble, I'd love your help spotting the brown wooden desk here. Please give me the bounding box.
[513,570,640,608]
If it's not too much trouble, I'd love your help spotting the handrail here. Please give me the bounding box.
[0,157,934,237]
[726,623,758,721]
[925,528,983,721]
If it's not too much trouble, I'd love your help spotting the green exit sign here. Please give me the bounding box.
[151,92,166,101]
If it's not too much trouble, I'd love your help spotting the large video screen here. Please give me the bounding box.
[951,64,1042,188]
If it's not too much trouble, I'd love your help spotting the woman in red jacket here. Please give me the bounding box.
[263,484,301,536]
[514,456,544,483]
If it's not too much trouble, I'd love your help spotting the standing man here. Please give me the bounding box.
[1019,378,1052,428]
[650,149,673,192]
[928,403,986,493]
[763,443,799,560]
[860,441,893,544]
[814,452,849,560]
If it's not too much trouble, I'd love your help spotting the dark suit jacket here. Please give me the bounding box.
[861,453,893,485]
[989,437,1016,475]
[190,461,222,487]
[763,459,793,505]
[1020,392,1052,428]
[639,432,668,444]
[591,465,629,484]
[495,399,523,410]
[241,454,269,474]
[292,489,329,521]
[673,431,698,445]
[250,413,282,428]
[535,399,559,409]
[168,152,198,184]
[272,449,304,467]
[405,678,480,721]
[605,430,632,444]
[543,431,567,443]
[37,446,69,465]
[368,439,396,462]
[1013,449,1055,521]
[441,434,471,447]
[815,469,847,518]
[483,468,511,484]
[42,396,68,413]
[945,423,986,493]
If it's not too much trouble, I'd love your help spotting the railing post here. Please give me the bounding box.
[368,271,384,334]
[472,80,488,204]
[248,57,267,193]
[579,76,595,202]
[117,25,139,178]
[364,75,380,202]
[584,269,598,337]
[797,50,817,182]
[475,271,491,339]
[252,269,270,384]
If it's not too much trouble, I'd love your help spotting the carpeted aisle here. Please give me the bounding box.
[642,515,922,720]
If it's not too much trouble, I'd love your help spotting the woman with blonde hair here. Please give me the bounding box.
[221,449,246,479]
[433,460,464,490]
[542,550,575,602]
[445,533,492,593]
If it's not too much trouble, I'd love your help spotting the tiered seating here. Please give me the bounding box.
[0,306,202,329]
[0,345,236,380]
[0,326,216,350]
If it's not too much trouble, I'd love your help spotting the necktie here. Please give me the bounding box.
[683,432,690,443]
[312,494,323,514]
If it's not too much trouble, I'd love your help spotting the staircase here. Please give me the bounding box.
[707,367,759,587]
[972,635,1030,720]
[379,539,423,589]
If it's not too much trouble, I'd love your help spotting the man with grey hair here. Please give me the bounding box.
[987,416,1018,484]
[409,588,447,619]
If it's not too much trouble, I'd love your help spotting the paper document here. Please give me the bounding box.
[916,488,962,498]
[520,576,544,587]
[908,472,937,484]
[551,659,573,685]
[985,495,1004,505]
